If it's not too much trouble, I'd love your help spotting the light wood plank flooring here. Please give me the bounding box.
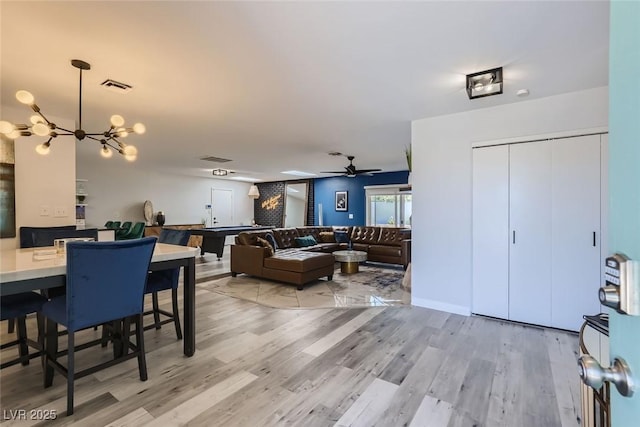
[0,250,581,426]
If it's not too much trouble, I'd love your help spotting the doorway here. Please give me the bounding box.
[284,183,308,228]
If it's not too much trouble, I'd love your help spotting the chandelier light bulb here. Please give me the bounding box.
[35,143,50,155]
[0,120,14,134]
[117,128,128,138]
[110,114,125,127]
[123,145,137,162]
[132,123,146,134]
[101,145,113,158]
[30,115,45,125]
[7,130,21,139]
[32,122,50,136]
[16,90,35,105]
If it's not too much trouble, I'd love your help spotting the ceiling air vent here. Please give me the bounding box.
[200,156,232,163]
[100,79,133,93]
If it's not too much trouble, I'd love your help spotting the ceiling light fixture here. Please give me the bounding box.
[212,168,228,176]
[248,185,260,199]
[0,59,145,161]
[466,67,503,100]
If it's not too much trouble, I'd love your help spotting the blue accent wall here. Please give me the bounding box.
[313,171,409,226]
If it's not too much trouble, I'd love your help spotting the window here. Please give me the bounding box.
[365,185,412,227]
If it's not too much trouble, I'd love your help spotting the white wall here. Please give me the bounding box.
[410,86,608,315]
[76,157,254,229]
[0,107,76,250]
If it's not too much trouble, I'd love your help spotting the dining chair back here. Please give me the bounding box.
[144,229,192,339]
[31,228,99,248]
[119,221,145,240]
[115,221,133,239]
[41,237,157,415]
[104,220,114,228]
[19,225,76,248]
[106,221,121,230]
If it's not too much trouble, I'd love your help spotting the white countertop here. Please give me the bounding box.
[0,243,199,284]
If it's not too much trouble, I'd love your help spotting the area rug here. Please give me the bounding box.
[198,264,411,309]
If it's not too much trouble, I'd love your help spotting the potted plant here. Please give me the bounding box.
[405,146,412,184]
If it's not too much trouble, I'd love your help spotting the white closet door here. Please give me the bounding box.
[509,141,552,326]
[551,135,601,331]
[472,145,509,318]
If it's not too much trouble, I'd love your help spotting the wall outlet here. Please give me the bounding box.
[348,213,354,219]
[39,205,50,216]
[54,206,67,217]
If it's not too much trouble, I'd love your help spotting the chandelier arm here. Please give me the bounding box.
[32,109,53,126]
[54,126,75,135]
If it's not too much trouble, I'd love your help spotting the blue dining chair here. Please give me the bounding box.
[41,237,157,416]
[144,229,191,340]
[0,292,47,369]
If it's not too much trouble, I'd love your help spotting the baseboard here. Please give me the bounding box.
[411,296,471,317]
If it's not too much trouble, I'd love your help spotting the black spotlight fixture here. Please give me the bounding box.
[466,67,503,99]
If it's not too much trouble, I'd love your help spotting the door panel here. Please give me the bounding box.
[551,135,602,331]
[211,189,233,226]
[472,145,509,319]
[509,141,552,326]
[608,1,640,423]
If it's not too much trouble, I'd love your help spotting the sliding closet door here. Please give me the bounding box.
[509,141,552,326]
[472,145,509,318]
[551,135,601,331]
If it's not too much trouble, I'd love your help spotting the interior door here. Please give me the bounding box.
[607,1,640,423]
[551,135,602,331]
[472,145,509,319]
[211,188,233,227]
[509,141,552,326]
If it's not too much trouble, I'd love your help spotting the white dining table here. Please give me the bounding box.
[0,243,199,357]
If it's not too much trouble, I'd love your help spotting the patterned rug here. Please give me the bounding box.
[198,263,411,309]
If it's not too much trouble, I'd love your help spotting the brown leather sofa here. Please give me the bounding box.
[230,226,411,290]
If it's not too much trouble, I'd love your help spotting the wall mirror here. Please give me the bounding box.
[284,182,308,227]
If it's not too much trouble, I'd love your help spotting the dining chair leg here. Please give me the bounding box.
[8,318,15,334]
[135,314,148,381]
[66,332,75,416]
[101,323,110,348]
[112,320,123,359]
[16,316,29,366]
[171,288,183,340]
[36,313,45,369]
[44,319,58,388]
[152,293,161,330]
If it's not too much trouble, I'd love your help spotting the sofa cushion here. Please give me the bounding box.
[296,226,332,240]
[264,250,334,273]
[318,231,336,243]
[256,237,274,256]
[377,228,410,247]
[295,235,317,247]
[274,228,299,249]
[350,226,381,244]
[368,244,402,257]
[334,230,350,243]
[265,233,278,250]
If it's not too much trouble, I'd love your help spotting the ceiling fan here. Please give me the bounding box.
[321,155,382,177]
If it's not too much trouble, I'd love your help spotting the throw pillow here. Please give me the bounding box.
[334,230,350,244]
[256,237,274,256]
[265,233,278,251]
[294,235,317,247]
[318,231,336,243]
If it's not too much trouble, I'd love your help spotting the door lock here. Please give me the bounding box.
[578,355,635,397]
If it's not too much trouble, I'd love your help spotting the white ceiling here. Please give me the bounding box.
[1,1,609,182]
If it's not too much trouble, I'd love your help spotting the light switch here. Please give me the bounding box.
[348,213,354,219]
[39,205,50,216]
[54,206,67,217]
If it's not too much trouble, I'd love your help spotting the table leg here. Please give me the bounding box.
[341,262,360,274]
[183,257,196,357]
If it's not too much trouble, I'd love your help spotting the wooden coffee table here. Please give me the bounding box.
[333,250,367,274]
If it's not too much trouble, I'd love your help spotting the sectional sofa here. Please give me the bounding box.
[230,226,411,290]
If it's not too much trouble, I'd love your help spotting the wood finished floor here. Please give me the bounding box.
[0,250,582,427]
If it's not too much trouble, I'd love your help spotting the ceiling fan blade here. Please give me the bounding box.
[354,168,382,173]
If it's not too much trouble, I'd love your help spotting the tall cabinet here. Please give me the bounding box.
[472,134,604,331]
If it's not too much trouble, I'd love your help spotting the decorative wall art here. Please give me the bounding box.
[335,191,348,211]
[0,134,16,238]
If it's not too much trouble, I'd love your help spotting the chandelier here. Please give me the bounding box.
[0,59,145,161]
